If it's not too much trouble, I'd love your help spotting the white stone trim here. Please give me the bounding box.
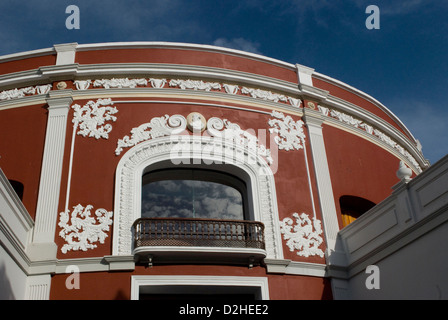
[0,47,55,64]
[113,135,283,260]
[296,63,314,88]
[317,99,427,172]
[264,259,327,277]
[33,95,72,244]
[54,43,78,65]
[25,274,51,300]
[76,41,295,71]
[130,275,270,300]
[303,110,340,253]
[314,71,418,144]
[0,41,424,152]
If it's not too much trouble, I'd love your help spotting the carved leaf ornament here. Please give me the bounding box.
[115,114,187,155]
[58,204,113,253]
[279,213,324,258]
[207,117,274,165]
[72,98,118,139]
[268,111,306,151]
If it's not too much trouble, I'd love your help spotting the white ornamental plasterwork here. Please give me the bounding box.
[223,84,240,95]
[58,204,113,254]
[169,79,222,91]
[207,117,274,165]
[241,86,288,103]
[72,98,118,139]
[288,97,302,108]
[114,136,281,258]
[318,105,422,173]
[93,78,148,89]
[115,114,187,155]
[74,78,168,90]
[149,78,167,88]
[279,213,324,258]
[0,84,51,101]
[330,109,363,128]
[74,80,92,90]
[268,110,306,151]
[71,76,304,109]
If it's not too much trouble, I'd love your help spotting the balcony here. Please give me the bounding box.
[132,217,266,267]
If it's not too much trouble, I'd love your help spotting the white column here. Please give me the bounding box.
[25,274,51,300]
[32,95,72,253]
[303,109,340,253]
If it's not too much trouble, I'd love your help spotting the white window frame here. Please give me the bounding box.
[113,136,283,259]
[130,275,270,300]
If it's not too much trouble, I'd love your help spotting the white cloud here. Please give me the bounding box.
[212,38,263,55]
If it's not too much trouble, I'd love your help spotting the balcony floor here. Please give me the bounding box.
[133,245,267,267]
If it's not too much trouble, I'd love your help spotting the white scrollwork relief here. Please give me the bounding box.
[279,213,324,258]
[93,78,148,89]
[268,110,306,151]
[36,84,52,95]
[318,105,422,173]
[207,117,274,165]
[114,136,281,258]
[288,97,302,108]
[317,105,330,116]
[241,87,288,103]
[72,98,118,140]
[330,109,363,128]
[0,84,51,101]
[149,78,167,88]
[74,80,92,90]
[115,114,187,155]
[169,79,222,91]
[58,204,113,254]
[223,84,240,95]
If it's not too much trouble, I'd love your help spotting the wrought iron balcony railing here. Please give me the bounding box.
[133,217,266,250]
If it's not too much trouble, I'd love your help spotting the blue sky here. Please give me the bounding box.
[0,0,447,164]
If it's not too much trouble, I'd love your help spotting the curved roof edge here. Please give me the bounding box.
[0,41,422,151]
[313,71,419,146]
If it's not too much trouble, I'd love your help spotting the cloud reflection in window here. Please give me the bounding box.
[142,178,244,220]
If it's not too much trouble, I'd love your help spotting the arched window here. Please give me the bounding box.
[339,195,376,227]
[141,168,247,221]
[113,136,283,260]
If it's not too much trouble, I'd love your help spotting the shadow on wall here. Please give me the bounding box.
[321,277,334,300]
[0,263,16,300]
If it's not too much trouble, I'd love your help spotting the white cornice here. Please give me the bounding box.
[0,54,428,170]
[313,71,418,145]
[0,47,55,64]
[0,84,428,172]
[0,41,419,150]
[319,95,428,170]
[75,41,297,70]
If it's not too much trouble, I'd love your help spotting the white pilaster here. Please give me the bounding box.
[33,94,72,247]
[54,43,78,65]
[303,109,340,253]
[296,63,315,88]
[25,274,51,300]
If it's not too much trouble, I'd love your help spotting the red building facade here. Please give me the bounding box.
[0,42,428,300]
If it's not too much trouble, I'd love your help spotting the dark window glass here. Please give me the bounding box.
[340,195,376,227]
[8,180,24,200]
[142,169,245,220]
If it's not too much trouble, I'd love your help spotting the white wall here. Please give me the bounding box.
[0,245,28,300]
[0,168,34,300]
[347,218,448,299]
[330,155,448,300]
